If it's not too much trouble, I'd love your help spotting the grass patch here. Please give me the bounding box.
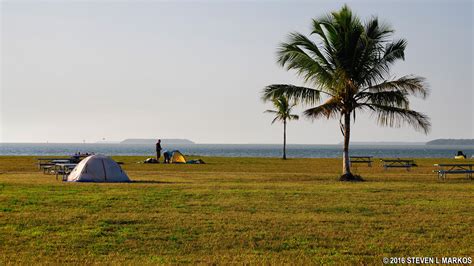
[0,156,472,264]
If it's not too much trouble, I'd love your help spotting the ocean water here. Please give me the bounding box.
[1,143,473,158]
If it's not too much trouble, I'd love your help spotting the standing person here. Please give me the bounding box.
[156,139,162,162]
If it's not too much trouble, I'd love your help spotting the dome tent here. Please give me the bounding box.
[170,150,187,163]
[67,155,130,182]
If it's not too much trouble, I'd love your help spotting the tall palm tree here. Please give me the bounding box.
[262,5,430,180]
[264,95,299,160]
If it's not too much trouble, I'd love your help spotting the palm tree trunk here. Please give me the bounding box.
[342,112,351,175]
[283,119,287,160]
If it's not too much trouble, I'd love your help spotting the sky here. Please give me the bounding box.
[1,0,473,144]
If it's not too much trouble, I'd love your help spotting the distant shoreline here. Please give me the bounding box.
[425,139,474,145]
[1,142,474,146]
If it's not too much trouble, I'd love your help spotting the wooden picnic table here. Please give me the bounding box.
[433,163,474,180]
[37,158,72,169]
[54,163,77,181]
[380,159,416,171]
[350,156,373,167]
[52,159,71,163]
[37,155,88,171]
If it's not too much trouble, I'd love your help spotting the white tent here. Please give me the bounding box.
[67,155,130,182]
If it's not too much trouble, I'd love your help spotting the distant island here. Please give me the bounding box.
[337,139,474,146]
[120,139,195,144]
[425,139,474,145]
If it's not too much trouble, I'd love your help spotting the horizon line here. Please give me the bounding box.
[0,141,430,145]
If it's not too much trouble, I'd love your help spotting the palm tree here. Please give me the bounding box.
[264,95,299,160]
[262,5,430,181]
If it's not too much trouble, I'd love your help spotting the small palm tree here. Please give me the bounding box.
[262,5,430,180]
[264,95,299,159]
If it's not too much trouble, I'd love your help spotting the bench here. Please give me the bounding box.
[434,164,474,180]
[39,163,56,172]
[54,163,78,181]
[42,165,56,174]
[350,156,373,167]
[380,159,416,171]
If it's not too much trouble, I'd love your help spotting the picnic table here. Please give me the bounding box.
[54,163,77,181]
[433,163,474,180]
[380,159,416,171]
[37,158,72,170]
[41,160,74,174]
[37,155,89,172]
[52,159,71,163]
[350,156,373,167]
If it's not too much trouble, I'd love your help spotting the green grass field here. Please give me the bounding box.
[0,156,473,264]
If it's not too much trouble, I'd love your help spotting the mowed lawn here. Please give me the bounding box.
[0,156,473,264]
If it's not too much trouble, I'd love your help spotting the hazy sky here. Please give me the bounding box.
[1,0,473,144]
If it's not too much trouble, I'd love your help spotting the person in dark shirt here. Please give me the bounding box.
[156,139,162,162]
[456,150,466,159]
[163,150,172,164]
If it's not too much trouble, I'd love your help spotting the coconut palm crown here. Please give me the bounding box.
[262,5,430,180]
[264,95,299,160]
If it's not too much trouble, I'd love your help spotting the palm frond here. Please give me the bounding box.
[264,110,279,114]
[364,103,431,134]
[360,39,407,85]
[357,90,409,108]
[277,42,334,88]
[271,116,280,124]
[262,84,324,105]
[364,17,393,42]
[311,18,336,65]
[303,97,342,120]
[362,75,429,99]
[289,114,299,120]
[352,17,393,83]
[286,32,333,71]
